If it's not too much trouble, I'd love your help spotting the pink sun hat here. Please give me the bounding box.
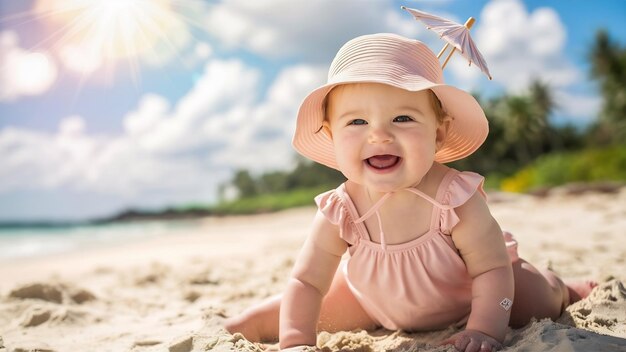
[292,33,488,170]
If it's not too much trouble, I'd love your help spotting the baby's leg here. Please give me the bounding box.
[224,294,281,342]
[317,264,378,333]
[509,258,597,327]
[224,264,377,342]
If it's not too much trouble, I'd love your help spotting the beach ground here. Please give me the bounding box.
[1,188,625,352]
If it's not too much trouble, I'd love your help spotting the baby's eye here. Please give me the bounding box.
[393,115,414,123]
[348,119,367,125]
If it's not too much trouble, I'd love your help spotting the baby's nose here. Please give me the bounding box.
[368,125,394,144]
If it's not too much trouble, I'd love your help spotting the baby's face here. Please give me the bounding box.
[325,83,447,192]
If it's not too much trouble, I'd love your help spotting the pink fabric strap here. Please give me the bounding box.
[353,188,453,250]
[405,188,454,210]
[354,192,393,250]
[353,192,394,223]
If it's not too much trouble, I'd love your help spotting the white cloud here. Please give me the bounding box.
[209,65,327,172]
[173,41,214,70]
[58,43,103,75]
[127,60,261,155]
[0,31,58,102]
[0,118,225,204]
[0,117,102,193]
[202,0,421,61]
[0,58,326,212]
[0,127,57,191]
[124,94,170,138]
[475,0,578,91]
[447,58,484,91]
[59,115,87,136]
[194,42,213,60]
[527,8,566,57]
[554,90,601,123]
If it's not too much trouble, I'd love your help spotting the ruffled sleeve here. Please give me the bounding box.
[440,171,486,234]
[314,186,360,245]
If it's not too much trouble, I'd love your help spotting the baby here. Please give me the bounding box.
[225,33,596,352]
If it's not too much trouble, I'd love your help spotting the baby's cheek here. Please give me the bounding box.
[334,147,360,179]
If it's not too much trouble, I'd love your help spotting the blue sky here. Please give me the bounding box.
[1,0,625,222]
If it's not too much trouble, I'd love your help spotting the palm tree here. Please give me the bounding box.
[499,95,538,164]
[232,170,258,198]
[528,80,560,150]
[490,79,559,166]
[589,30,626,144]
[529,80,554,124]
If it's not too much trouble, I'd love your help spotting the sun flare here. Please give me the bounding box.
[33,0,196,77]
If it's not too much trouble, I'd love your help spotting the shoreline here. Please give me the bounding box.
[2,181,622,229]
[0,207,315,290]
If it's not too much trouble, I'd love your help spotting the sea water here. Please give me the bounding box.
[0,220,199,260]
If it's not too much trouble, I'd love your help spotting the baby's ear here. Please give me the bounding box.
[321,120,333,139]
[435,117,451,151]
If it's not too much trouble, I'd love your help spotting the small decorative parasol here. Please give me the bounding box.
[401,6,492,80]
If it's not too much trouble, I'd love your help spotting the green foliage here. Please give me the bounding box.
[232,170,259,198]
[211,186,330,215]
[209,157,345,215]
[225,157,345,200]
[451,81,583,178]
[501,146,626,192]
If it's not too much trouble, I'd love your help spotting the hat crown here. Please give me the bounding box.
[328,33,444,86]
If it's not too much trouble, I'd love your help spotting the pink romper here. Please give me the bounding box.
[315,169,518,331]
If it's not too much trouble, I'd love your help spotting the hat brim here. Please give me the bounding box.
[293,78,488,170]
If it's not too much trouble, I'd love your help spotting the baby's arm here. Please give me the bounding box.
[279,210,347,350]
[451,192,514,343]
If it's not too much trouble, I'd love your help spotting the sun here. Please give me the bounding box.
[32,0,198,80]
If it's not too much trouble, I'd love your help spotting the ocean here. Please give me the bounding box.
[0,220,200,260]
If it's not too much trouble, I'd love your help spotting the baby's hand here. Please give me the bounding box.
[440,329,503,352]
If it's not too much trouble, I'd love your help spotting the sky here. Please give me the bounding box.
[1,0,625,222]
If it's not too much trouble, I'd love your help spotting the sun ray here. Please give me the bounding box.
[1,0,212,105]
[39,1,200,70]
[133,4,191,66]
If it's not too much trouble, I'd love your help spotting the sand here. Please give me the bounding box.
[1,187,625,352]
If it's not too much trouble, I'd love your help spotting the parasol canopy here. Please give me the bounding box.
[402,6,492,80]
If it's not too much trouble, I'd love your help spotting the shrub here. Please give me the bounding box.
[500,146,626,192]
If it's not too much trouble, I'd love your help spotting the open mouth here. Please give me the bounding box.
[366,155,401,170]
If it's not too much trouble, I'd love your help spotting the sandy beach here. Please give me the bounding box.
[1,187,625,352]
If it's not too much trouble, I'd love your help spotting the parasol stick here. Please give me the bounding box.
[437,43,450,59]
[441,17,475,69]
